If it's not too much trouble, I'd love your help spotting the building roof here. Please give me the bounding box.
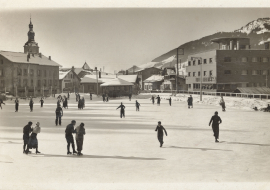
[100,78,134,87]
[210,37,249,43]
[234,87,270,94]
[80,76,103,83]
[117,75,137,83]
[143,75,164,83]
[74,68,92,75]
[0,51,61,67]
[136,62,163,72]
[59,69,81,81]
[82,62,92,70]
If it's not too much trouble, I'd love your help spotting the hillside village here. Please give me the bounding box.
[1,18,270,98]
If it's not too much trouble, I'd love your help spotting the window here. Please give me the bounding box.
[37,70,41,76]
[193,72,196,77]
[31,79,34,87]
[44,70,47,77]
[198,60,201,65]
[198,71,200,76]
[37,80,41,87]
[17,68,22,76]
[17,78,21,87]
[193,60,196,66]
[241,57,248,62]
[30,69,34,76]
[209,58,213,63]
[0,80,4,87]
[203,59,207,64]
[193,84,196,89]
[188,61,191,66]
[252,57,258,62]
[188,72,191,77]
[209,70,213,76]
[188,84,191,88]
[224,57,231,62]
[24,69,27,76]
[262,57,269,62]
[43,79,47,86]
[252,70,261,75]
[224,70,231,74]
[204,71,207,76]
[262,70,268,75]
[241,70,248,75]
[0,69,3,76]
[23,79,28,87]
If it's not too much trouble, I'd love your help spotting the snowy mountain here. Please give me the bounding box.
[234,18,270,34]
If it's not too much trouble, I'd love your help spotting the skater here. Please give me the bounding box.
[155,121,167,147]
[25,122,41,154]
[253,106,258,111]
[40,98,44,107]
[63,96,68,109]
[135,100,140,111]
[0,99,5,109]
[67,92,70,100]
[23,121,33,154]
[65,120,77,155]
[220,96,226,111]
[129,93,132,101]
[102,93,106,102]
[75,123,86,156]
[57,99,61,107]
[168,97,172,106]
[190,95,193,108]
[209,111,222,143]
[55,105,63,126]
[156,95,161,106]
[78,98,82,109]
[82,97,85,109]
[15,98,19,112]
[29,97,34,112]
[187,96,192,109]
[116,102,125,118]
[151,95,155,105]
[90,92,92,100]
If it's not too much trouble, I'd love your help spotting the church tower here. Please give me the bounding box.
[24,18,39,54]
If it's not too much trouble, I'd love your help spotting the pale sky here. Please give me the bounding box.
[0,8,270,73]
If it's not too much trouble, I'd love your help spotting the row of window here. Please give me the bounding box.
[224,57,269,63]
[16,79,58,87]
[17,68,57,77]
[224,70,269,75]
[188,82,267,89]
[188,70,213,77]
[188,58,213,66]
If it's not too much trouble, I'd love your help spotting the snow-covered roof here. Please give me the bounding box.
[136,62,163,72]
[80,76,103,83]
[143,75,164,83]
[100,78,134,87]
[0,51,61,67]
[117,75,137,83]
[59,70,70,80]
[234,87,270,94]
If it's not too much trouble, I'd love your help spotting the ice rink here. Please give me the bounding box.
[0,94,270,190]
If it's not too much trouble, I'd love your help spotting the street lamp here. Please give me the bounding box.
[191,57,202,101]
[95,67,99,95]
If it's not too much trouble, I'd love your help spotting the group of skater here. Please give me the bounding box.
[23,120,86,156]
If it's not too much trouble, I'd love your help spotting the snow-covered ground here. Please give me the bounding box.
[0,94,270,190]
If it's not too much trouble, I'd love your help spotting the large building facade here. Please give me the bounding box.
[186,37,270,92]
[0,19,61,97]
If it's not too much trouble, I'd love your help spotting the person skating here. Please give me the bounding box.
[135,100,140,111]
[78,98,82,109]
[15,98,19,112]
[156,95,161,106]
[129,93,132,101]
[209,111,222,143]
[116,102,126,118]
[25,122,41,154]
[106,94,109,102]
[67,92,70,100]
[39,98,44,107]
[0,98,5,109]
[55,105,63,126]
[190,95,193,108]
[23,121,33,153]
[155,121,167,147]
[57,99,61,108]
[75,123,86,156]
[187,96,192,109]
[29,97,34,112]
[151,96,155,105]
[82,97,85,109]
[65,120,77,155]
[90,92,92,100]
[220,96,226,111]
[168,97,172,106]
[102,93,106,102]
[63,96,68,109]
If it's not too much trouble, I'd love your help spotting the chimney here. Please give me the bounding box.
[99,71,101,78]
[49,56,51,60]
[72,66,75,71]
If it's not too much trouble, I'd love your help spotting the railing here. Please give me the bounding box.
[146,90,270,99]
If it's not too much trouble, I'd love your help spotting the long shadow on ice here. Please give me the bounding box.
[167,146,232,152]
[32,154,165,160]
[226,141,270,146]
